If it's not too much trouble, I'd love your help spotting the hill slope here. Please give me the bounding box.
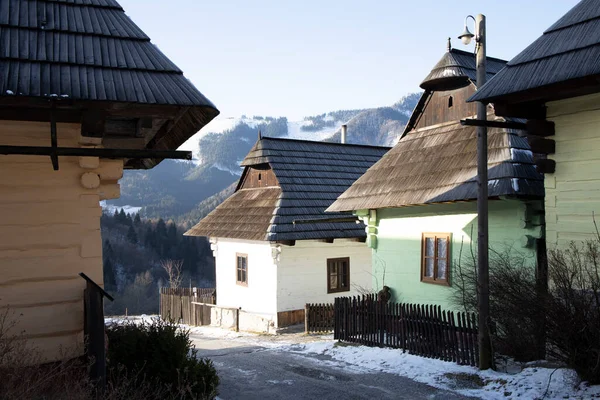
[106,93,420,222]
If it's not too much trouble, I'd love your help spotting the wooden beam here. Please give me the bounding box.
[0,145,192,160]
[526,120,555,137]
[535,159,556,174]
[460,119,527,130]
[0,107,81,123]
[493,103,546,119]
[81,110,106,138]
[276,240,295,246]
[104,118,138,136]
[50,107,59,170]
[102,137,146,149]
[528,137,556,154]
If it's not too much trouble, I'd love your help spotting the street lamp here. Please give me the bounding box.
[458,15,476,45]
[459,14,492,371]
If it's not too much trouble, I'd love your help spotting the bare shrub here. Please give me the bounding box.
[450,247,541,361]
[546,240,600,383]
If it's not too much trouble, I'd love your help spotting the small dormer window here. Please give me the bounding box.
[258,173,262,181]
[448,96,453,108]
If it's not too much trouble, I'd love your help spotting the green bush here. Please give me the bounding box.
[106,318,219,399]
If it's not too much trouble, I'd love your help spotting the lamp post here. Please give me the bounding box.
[459,14,492,370]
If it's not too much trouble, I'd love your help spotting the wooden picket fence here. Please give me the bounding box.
[305,303,334,333]
[159,287,216,325]
[334,295,479,366]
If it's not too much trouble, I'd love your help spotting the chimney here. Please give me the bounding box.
[341,124,347,144]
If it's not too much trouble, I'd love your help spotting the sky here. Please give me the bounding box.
[120,0,579,120]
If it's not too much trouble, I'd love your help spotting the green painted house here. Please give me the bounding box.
[327,47,545,307]
[470,0,600,249]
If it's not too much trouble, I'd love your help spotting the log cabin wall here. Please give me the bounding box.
[240,165,279,189]
[415,85,478,130]
[0,120,123,363]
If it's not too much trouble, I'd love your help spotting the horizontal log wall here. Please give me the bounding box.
[0,120,123,363]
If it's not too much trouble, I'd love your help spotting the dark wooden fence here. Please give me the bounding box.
[334,295,479,366]
[160,287,215,325]
[305,303,334,333]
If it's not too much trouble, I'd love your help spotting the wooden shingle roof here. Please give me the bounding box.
[470,0,600,104]
[420,48,507,92]
[0,0,218,154]
[327,120,544,212]
[185,137,390,242]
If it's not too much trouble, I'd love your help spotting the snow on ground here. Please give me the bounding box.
[105,318,599,399]
[288,342,600,400]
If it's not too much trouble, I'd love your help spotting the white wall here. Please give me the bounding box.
[212,238,278,317]
[276,239,372,313]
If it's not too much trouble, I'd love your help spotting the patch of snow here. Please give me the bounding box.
[178,116,263,164]
[101,201,142,215]
[286,120,344,142]
[511,178,520,192]
[266,379,294,385]
[211,162,243,176]
[288,342,600,400]
[5,90,14,95]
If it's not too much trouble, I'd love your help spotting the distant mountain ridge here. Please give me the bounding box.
[106,93,421,224]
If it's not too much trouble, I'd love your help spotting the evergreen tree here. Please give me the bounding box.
[127,225,138,244]
[126,213,133,226]
[134,213,141,225]
[156,218,167,238]
[118,208,127,224]
[103,258,116,289]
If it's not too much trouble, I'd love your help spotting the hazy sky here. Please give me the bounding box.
[120,0,579,120]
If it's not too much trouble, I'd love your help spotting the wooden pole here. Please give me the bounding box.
[475,13,492,370]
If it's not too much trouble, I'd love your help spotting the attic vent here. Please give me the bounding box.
[448,96,453,108]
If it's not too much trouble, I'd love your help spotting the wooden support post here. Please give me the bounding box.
[50,106,59,170]
[85,283,106,391]
[305,304,309,334]
[235,308,240,332]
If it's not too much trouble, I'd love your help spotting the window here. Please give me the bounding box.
[236,253,248,286]
[327,257,350,293]
[421,233,451,285]
[258,173,262,181]
[448,96,453,108]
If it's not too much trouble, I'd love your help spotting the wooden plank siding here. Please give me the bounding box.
[239,165,279,189]
[546,93,600,245]
[414,85,477,130]
[0,120,123,363]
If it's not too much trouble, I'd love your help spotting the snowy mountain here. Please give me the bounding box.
[105,93,420,224]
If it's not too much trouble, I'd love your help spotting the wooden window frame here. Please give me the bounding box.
[327,257,350,294]
[236,253,248,286]
[421,233,451,286]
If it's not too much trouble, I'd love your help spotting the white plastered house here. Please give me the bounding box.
[185,136,389,331]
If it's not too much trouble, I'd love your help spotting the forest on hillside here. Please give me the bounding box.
[101,209,215,316]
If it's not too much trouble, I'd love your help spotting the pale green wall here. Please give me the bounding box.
[371,199,541,308]
[546,93,600,247]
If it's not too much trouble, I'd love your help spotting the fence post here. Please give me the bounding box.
[305,304,309,334]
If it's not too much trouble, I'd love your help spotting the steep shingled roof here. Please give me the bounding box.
[420,48,507,92]
[327,120,544,212]
[470,0,600,103]
[185,137,390,242]
[0,0,218,152]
